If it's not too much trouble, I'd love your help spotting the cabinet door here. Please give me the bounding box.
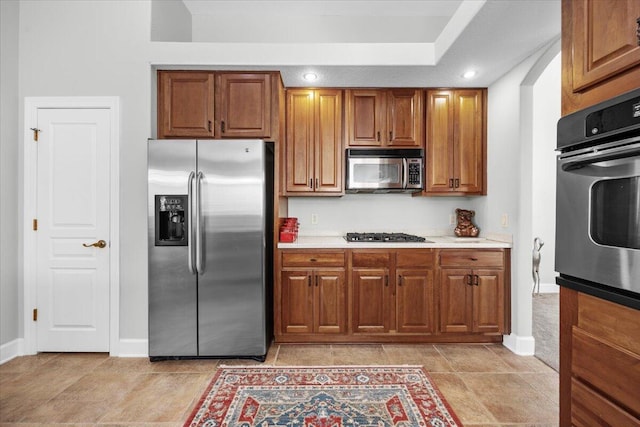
[217,73,271,138]
[396,269,435,333]
[286,90,314,192]
[473,269,504,333]
[315,90,343,192]
[387,89,422,147]
[346,90,385,146]
[352,269,390,333]
[439,269,473,333]
[157,71,215,138]
[571,0,640,92]
[425,90,454,192]
[281,270,313,334]
[314,269,346,334]
[453,90,484,194]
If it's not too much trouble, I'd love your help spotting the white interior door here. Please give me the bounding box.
[36,108,111,352]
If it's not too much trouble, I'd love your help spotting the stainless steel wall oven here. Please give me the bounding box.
[556,88,640,309]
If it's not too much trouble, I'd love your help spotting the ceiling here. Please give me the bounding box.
[177,0,561,87]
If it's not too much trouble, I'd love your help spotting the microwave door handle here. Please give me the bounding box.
[187,171,196,274]
[402,158,408,189]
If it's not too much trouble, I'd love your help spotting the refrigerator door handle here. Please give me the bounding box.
[195,171,205,274]
[187,171,196,274]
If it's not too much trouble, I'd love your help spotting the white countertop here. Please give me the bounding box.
[278,235,512,249]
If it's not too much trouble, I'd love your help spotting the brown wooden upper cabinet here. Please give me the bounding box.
[285,89,343,195]
[345,89,423,147]
[157,71,215,138]
[157,71,274,139]
[216,73,272,138]
[570,0,640,92]
[425,89,486,195]
[562,0,640,114]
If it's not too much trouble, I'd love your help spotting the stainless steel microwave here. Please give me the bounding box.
[346,148,423,193]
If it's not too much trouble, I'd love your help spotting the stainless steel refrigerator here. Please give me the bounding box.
[147,139,273,361]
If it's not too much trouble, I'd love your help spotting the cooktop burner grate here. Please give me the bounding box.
[344,232,426,242]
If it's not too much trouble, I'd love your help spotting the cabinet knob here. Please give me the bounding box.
[398,275,402,286]
[221,121,226,133]
[309,258,317,262]
[449,179,454,188]
[377,131,381,142]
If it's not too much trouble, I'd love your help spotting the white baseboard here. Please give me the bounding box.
[502,333,535,356]
[117,339,148,357]
[536,282,559,293]
[0,338,24,364]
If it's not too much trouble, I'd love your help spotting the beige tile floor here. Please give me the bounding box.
[0,343,558,427]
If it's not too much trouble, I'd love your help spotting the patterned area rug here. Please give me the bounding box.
[184,365,462,427]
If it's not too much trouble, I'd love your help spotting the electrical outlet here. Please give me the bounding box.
[501,213,509,227]
[311,213,318,225]
[449,214,456,225]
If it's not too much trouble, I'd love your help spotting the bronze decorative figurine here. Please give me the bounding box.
[454,208,480,237]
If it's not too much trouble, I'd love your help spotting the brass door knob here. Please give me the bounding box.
[83,240,107,248]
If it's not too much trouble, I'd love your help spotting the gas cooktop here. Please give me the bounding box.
[344,232,426,243]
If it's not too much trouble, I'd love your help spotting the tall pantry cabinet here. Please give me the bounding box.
[560,0,640,425]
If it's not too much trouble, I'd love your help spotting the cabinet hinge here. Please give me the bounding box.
[33,308,38,321]
[33,219,38,231]
[30,128,41,142]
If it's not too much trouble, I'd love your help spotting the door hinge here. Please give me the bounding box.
[33,308,38,321]
[30,128,41,142]
[33,219,38,231]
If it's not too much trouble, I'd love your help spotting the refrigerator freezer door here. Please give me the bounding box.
[197,140,267,357]
[148,139,198,357]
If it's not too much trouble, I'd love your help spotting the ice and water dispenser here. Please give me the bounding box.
[154,195,188,246]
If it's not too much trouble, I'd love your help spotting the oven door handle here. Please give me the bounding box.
[560,141,640,171]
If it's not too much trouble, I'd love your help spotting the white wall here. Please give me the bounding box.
[151,0,191,42]
[475,38,560,354]
[7,0,560,355]
[1,0,20,350]
[532,53,560,288]
[289,195,477,236]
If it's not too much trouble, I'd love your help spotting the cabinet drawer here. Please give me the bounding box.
[351,252,390,268]
[572,327,640,415]
[577,292,640,355]
[571,378,640,426]
[396,250,434,268]
[439,250,504,267]
[282,252,345,267]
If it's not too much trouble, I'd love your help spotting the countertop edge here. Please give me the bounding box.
[277,236,512,249]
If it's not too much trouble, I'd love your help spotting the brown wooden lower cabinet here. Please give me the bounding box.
[275,247,509,343]
[560,288,640,426]
[279,251,347,336]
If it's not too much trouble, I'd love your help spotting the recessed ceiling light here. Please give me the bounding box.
[303,72,318,82]
[462,70,477,79]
